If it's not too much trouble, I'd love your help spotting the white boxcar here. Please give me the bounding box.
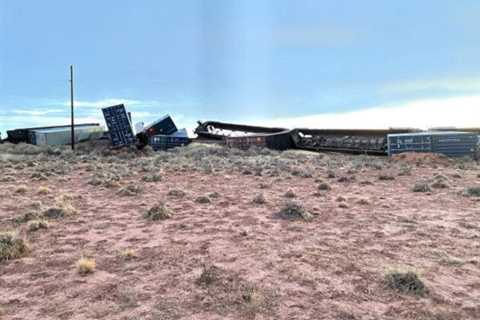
[30,125,104,146]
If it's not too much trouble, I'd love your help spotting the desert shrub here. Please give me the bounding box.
[431,180,450,189]
[118,184,143,197]
[15,211,41,223]
[77,257,96,275]
[277,201,313,221]
[31,172,48,181]
[0,231,28,262]
[326,170,336,179]
[120,249,137,260]
[412,181,432,193]
[252,193,267,205]
[356,198,370,205]
[43,196,77,219]
[259,183,271,189]
[15,186,28,194]
[378,174,395,181]
[336,196,346,202]
[197,265,222,286]
[144,203,172,221]
[337,176,355,183]
[208,191,220,199]
[195,196,211,204]
[397,165,412,176]
[195,264,274,315]
[317,182,331,191]
[142,174,162,183]
[464,186,480,197]
[37,186,51,195]
[167,189,186,198]
[385,270,426,296]
[284,190,296,198]
[0,176,15,182]
[27,220,49,232]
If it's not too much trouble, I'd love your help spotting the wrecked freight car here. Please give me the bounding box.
[290,128,420,155]
[195,121,293,151]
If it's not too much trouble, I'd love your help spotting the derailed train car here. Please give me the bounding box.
[195,121,293,151]
[290,128,420,155]
[195,121,418,154]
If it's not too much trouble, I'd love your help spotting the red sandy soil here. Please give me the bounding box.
[0,149,479,319]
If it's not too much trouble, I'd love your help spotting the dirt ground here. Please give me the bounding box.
[0,143,479,320]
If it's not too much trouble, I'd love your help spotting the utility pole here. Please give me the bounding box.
[70,65,75,150]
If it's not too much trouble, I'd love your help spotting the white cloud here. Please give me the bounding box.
[65,98,144,109]
[382,77,480,94]
[254,95,480,130]
[13,109,63,116]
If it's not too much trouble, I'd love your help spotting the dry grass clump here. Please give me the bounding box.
[317,182,331,191]
[167,189,186,198]
[37,186,51,195]
[430,174,450,189]
[284,190,296,198]
[142,174,162,183]
[27,220,49,232]
[195,196,211,204]
[31,172,48,181]
[196,264,274,316]
[77,257,96,275]
[14,185,28,194]
[464,186,480,197]
[43,196,77,219]
[252,193,267,205]
[144,203,172,221]
[385,270,426,296]
[0,175,15,182]
[15,210,42,224]
[412,181,432,193]
[118,184,143,197]
[378,173,395,181]
[277,201,313,221]
[0,231,29,262]
[356,198,370,205]
[119,249,137,260]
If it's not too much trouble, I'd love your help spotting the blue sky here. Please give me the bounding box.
[1,1,480,134]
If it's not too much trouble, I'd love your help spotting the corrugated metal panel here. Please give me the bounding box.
[145,115,177,136]
[102,104,136,147]
[225,130,293,151]
[388,132,478,157]
[149,135,190,151]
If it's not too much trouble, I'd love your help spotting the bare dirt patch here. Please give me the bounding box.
[0,144,479,319]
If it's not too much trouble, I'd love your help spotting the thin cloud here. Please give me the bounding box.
[255,95,480,130]
[64,98,145,109]
[13,109,63,116]
[381,77,480,95]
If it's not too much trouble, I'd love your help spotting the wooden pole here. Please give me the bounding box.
[70,65,75,150]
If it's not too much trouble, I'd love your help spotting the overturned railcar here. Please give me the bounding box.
[290,128,418,155]
[195,121,293,151]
